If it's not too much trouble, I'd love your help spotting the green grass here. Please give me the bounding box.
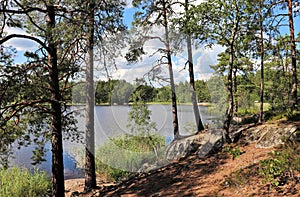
[0,167,51,197]
[238,102,271,116]
[95,133,166,181]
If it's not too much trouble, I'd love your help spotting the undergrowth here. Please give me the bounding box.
[95,133,166,181]
[0,167,50,197]
[224,145,245,160]
[223,141,300,195]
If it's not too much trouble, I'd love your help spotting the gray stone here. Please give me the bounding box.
[197,131,223,158]
[255,125,299,148]
[165,129,224,161]
[138,162,158,173]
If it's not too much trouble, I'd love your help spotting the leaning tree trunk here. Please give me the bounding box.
[185,0,204,132]
[287,0,297,110]
[84,1,96,191]
[47,5,65,197]
[162,0,179,139]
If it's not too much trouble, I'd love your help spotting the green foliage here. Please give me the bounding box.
[0,167,50,197]
[224,142,300,191]
[96,86,165,181]
[259,142,300,187]
[224,145,245,160]
[127,81,157,134]
[111,80,134,105]
[92,79,212,105]
[260,157,285,186]
[95,133,165,181]
[264,110,300,122]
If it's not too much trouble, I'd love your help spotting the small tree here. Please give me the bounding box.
[127,80,159,157]
[129,0,180,138]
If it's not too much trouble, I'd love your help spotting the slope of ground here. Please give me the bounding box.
[65,122,300,197]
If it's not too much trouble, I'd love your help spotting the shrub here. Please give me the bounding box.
[224,145,245,160]
[259,142,300,187]
[0,167,50,197]
[95,133,166,181]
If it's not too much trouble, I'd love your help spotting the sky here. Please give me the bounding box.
[3,0,300,85]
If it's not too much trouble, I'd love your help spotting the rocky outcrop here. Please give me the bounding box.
[165,129,224,161]
[232,123,300,148]
[165,122,300,162]
[137,121,300,174]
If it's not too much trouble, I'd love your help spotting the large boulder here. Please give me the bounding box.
[165,129,224,161]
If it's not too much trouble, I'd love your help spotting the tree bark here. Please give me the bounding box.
[162,0,179,139]
[233,65,238,118]
[223,0,240,143]
[185,0,204,132]
[259,0,264,123]
[84,1,96,191]
[287,0,297,110]
[46,5,65,197]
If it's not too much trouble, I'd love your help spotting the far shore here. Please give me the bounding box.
[70,102,212,107]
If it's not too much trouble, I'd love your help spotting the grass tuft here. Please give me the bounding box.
[0,167,50,197]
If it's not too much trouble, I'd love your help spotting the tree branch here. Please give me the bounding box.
[0,34,49,52]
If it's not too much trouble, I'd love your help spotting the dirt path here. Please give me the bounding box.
[65,143,281,196]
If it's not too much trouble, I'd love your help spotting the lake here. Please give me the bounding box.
[9,104,222,177]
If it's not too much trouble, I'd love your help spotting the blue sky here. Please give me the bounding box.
[3,0,300,84]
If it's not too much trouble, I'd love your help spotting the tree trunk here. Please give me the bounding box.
[224,1,240,143]
[46,5,65,197]
[233,65,238,118]
[287,0,297,110]
[259,0,264,123]
[162,0,179,139]
[223,44,234,143]
[84,1,96,191]
[185,0,204,132]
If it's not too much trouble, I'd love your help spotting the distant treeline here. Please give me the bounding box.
[71,79,211,105]
[71,66,291,111]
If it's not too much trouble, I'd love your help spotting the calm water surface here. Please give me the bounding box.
[10,104,220,176]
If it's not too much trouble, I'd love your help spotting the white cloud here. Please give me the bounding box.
[3,27,39,52]
[125,0,132,8]
[194,45,226,80]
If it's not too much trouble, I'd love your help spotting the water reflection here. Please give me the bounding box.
[9,105,221,176]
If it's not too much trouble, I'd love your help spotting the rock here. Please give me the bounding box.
[255,125,299,148]
[165,122,300,161]
[197,131,223,158]
[165,129,224,161]
[165,132,205,161]
[138,162,158,173]
[243,124,269,143]
[229,123,256,143]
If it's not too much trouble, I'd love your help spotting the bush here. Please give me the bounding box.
[0,167,50,197]
[259,142,300,187]
[224,145,245,160]
[95,133,165,181]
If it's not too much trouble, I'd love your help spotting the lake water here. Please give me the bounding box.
[9,104,222,177]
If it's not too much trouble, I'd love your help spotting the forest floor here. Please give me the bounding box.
[65,122,300,197]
